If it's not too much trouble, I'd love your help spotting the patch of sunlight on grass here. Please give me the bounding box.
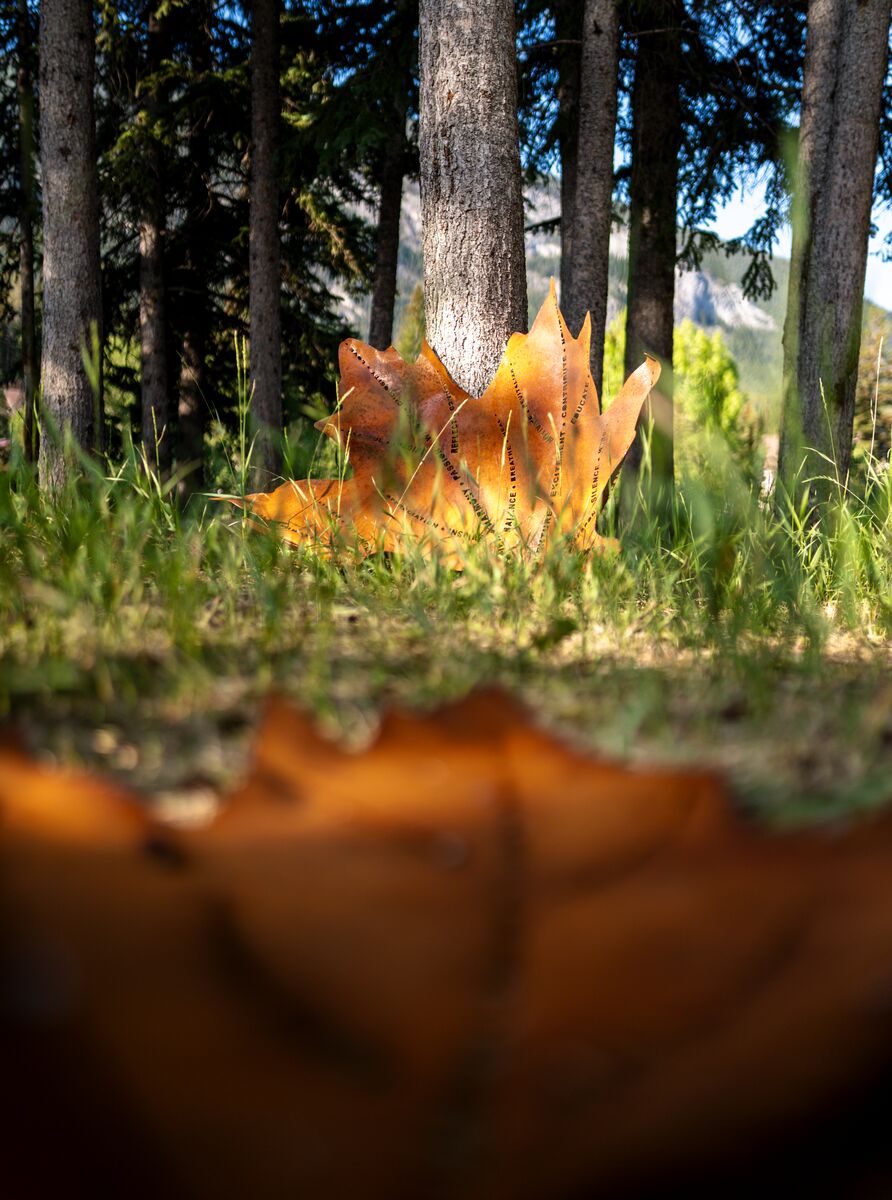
[2,429,892,827]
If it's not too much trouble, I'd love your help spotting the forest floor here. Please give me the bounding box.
[4,459,892,829]
[9,618,892,831]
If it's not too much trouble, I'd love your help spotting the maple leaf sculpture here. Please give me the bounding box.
[230,282,659,561]
[7,693,892,1196]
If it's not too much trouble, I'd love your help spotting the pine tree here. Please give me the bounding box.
[138,3,169,474]
[779,0,892,499]
[366,2,416,351]
[94,0,372,480]
[314,0,418,351]
[419,0,528,394]
[16,0,37,462]
[175,0,213,493]
[38,0,103,489]
[563,0,620,396]
[622,0,683,484]
[555,1,583,309]
[249,0,283,482]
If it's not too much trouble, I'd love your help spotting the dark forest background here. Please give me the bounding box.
[0,1,890,495]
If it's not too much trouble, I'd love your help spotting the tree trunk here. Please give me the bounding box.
[623,2,682,483]
[177,1,212,493]
[38,0,102,490]
[564,0,620,396]
[139,7,170,475]
[778,0,892,499]
[367,110,407,352]
[177,318,206,489]
[17,0,37,464]
[556,2,582,313]
[249,0,283,485]
[418,0,528,396]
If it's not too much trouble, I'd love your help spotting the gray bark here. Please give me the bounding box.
[177,1,212,493]
[139,218,168,471]
[564,0,620,397]
[177,319,206,490]
[367,112,406,351]
[249,0,283,484]
[17,0,37,463]
[419,0,528,396]
[556,3,582,311]
[38,0,102,490]
[623,2,682,483]
[139,8,170,475]
[778,0,892,498]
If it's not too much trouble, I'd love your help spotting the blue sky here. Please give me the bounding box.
[707,181,892,310]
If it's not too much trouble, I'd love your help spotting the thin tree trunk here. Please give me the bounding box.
[778,0,892,499]
[419,0,528,396]
[38,0,103,490]
[564,0,619,396]
[139,7,170,475]
[17,0,37,464]
[249,0,283,484]
[367,110,407,351]
[177,1,212,493]
[177,317,206,489]
[140,220,168,471]
[623,2,682,483]
[556,2,582,312]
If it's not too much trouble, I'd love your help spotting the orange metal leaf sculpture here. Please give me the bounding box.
[230,282,659,561]
[6,694,892,1197]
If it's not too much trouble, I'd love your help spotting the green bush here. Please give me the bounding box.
[602,310,760,481]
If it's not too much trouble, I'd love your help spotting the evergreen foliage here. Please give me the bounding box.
[517,1,809,302]
[95,1,372,456]
[0,0,38,333]
[603,308,756,477]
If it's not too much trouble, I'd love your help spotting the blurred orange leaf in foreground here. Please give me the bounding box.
[4,692,892,1197]
[226,282,659,563]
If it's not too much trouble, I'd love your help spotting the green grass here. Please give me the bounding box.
[2,427,892,828]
